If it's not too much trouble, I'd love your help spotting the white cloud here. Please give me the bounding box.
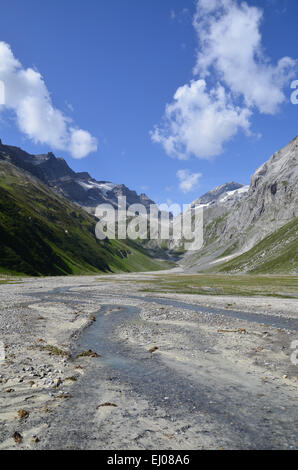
[170,10,176,20]
[177,169,202,193]
[69,128,97,159]
[0,42,97,158]
[0,80,4,105]
[151,79,251,159]
[152,0,296,160]
[194,0,296,114]
[196,0,222,14]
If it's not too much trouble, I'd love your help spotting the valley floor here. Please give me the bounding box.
[0,272,297,450]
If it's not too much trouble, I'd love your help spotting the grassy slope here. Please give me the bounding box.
[217,218,298,274]
[0,162,171,276]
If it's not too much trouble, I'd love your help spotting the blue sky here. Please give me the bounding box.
[0,0,297,206]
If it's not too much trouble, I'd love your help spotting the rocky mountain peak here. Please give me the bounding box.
[180,136,298,272]
[0,139,157,213]
[191,182,246,207]
[75,171,92,181]
[251,136,298,193]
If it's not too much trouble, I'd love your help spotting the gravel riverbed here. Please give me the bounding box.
[0,273,297,450]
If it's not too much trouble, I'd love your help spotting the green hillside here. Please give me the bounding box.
[0,161,171,276]
[217,218,298,274]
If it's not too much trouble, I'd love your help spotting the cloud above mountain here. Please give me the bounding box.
[177,169,202,193]
[0,42,97,159]
[152,0,296,160]
[152,79,251,159]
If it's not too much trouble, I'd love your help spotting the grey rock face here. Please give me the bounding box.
[225,136,298,249]
[181,137,298,271]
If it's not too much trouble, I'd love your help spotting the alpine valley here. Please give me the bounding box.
[0,136,297,276]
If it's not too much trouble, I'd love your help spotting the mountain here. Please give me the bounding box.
[0,136,296,276]
[180,136,298,273]
[0,139,155,214]
[166,181,249,254]
[191,182,248,206]
[0,157,171,276]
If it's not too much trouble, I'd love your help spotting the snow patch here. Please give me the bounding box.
[78,180,117,194]
[219,185,249,203]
